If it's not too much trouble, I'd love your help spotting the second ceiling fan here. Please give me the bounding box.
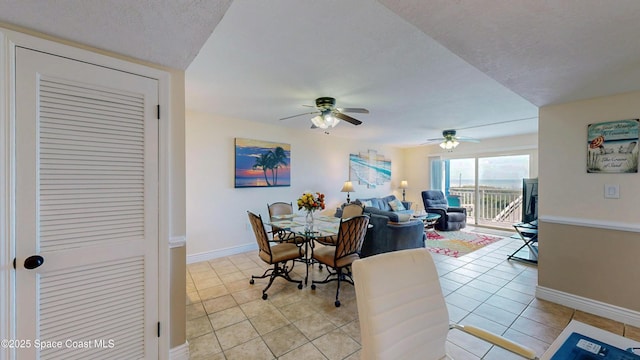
[423,129,480,150]
[280,97,368,129]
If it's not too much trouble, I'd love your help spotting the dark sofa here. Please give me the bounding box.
[359,214,425,258]
[351,195,424,258]
[355,195,413,222]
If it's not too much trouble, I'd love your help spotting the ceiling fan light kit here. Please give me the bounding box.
[280,96,368,129]
[439,129,459,150]
[311,109,339,129]
[423,129,479,151]
[440,139,459,150]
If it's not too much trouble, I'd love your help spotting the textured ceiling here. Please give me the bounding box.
[3,1,640,147]
[379,0,640,107]
[0,0,232,69]
[185,0,538,146]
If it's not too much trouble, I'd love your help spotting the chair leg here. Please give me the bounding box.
[335,268,342,307]
[260,264,280,300]
[311,266,354,307]
[250,260,303,300]
[250,267,274,282]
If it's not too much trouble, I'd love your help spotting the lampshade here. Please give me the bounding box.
[311,115,325,128]
[340,181,354,192]
[439,139,459,150]
[311,110,340,129]
[400,180,408,189]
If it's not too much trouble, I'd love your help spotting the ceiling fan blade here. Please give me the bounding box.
[279,111,319,120]
[334,112,362,126]
[337,107,369,114]
[457,136,480,143]
[420,139,442,145]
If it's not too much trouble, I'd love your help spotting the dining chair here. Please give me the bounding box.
[311,215,369,307]
[267,201,292,237]
[315,203,365,246]
[267,202,304,243]
[352,248,538,360]
[341,203,365,219]
[247,211,304,300]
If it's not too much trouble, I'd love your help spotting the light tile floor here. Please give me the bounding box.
[186,228,640,359]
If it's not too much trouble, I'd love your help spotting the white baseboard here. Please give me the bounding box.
[187,243,258,264]
[536,286,640,327]
[169,341,189,360]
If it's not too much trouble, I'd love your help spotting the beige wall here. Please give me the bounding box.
[185,111,405,258]
[166,66,186,349]
[539,223,639,311]
[402,133,538,210]
[170,246,187,347]
[538,91,640,312]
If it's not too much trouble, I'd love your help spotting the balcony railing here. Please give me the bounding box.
[449,187,522,228]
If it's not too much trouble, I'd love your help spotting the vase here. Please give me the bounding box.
[305,210,314,232]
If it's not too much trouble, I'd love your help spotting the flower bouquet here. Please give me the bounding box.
[297,192,325,212]
[297,192,325,230]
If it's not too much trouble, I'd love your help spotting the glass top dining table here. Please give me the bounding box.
[268,213,341,238]
[266,214,341,285]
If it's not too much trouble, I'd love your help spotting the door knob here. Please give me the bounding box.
[24,255,44,270]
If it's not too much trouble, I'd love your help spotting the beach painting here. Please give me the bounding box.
[235,138,291,187]
[349,150,391,189]
[587,119,639,173]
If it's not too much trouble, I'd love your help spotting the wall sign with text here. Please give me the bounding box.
[587,119,639,173]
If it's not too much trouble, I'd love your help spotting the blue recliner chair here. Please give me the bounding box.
[421,190,467,231]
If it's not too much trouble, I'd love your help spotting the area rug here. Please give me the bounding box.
[425,230,503,258]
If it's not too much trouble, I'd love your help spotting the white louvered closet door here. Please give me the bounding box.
[15,48,158,359]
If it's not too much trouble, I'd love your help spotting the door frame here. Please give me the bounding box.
[0,27,172,360]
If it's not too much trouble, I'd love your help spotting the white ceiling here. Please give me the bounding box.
[0,0,232,69]
[3,1,640,147]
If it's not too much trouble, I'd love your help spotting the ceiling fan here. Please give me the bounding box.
[422,129,480,150]
[280,97,368,129]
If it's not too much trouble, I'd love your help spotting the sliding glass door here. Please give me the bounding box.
[476,155,529,227]
[438,154,530,228]
[448,158,476,220]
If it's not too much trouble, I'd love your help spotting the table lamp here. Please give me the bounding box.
[400,180,408,201]
[341,181,355,203]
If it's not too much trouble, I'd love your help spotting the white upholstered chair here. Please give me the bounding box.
[352,248,538,360]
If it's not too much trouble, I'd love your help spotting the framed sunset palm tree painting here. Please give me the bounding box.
[235,138,291,188]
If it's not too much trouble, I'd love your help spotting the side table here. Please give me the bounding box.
[412,213,441,231]
[541,320,640,359]
[509,221,538,264]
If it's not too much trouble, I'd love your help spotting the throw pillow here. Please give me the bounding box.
[388,198,406,211]
[361,200,373,208]
[396,213,411,222]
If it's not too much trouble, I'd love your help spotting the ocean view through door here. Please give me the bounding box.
[446,155,529,228]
